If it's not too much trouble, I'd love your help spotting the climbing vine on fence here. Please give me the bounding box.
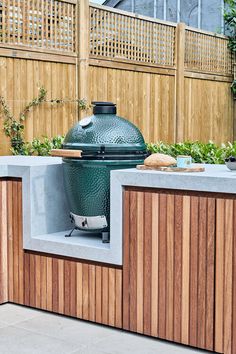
[0,87,87,155]
[224,0,236,97]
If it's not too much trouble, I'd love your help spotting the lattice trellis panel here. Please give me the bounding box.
[185,30,232,75]
[0,0,76,53]
[90,6,176,67]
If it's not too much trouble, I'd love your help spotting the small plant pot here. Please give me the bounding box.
[225,161,236,170]
[225,155,236,170]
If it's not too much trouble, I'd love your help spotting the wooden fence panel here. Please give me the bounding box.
[0,1,234,155]
[88,4,234,145]
[183,78,234,143]
[0,57,77,155]
[89,65,176,143]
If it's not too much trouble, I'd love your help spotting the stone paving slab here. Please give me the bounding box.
[0,304,214,354]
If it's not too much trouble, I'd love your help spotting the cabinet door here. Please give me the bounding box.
[214,198,236,354]
[123,188,215,351]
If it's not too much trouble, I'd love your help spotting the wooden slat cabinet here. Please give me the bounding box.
[1,180,236,354]
[0,179,123,328]
[123,188,236,354]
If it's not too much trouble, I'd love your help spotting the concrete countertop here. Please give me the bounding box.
[111,163,236,195]
[1,157,235,266]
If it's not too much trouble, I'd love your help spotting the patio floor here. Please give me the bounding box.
[0,304,213,354]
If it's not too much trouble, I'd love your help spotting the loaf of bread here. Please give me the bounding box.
[144,153,176,167]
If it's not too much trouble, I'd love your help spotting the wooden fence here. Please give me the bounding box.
[0,0,234,155]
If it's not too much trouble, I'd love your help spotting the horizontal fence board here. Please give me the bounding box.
[89,57,176,75]
[0,46,77,64]
[185,70,233,83]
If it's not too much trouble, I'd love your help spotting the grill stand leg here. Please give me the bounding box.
[65,227,76,238]
[102,232,110,243]
[65,227,110,243]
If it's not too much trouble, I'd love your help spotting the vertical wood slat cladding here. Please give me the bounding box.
[123,189,216,352]
[0,180,8,304]
[215,199,236,354]
[3,179,236,354]
[2,179,122,328]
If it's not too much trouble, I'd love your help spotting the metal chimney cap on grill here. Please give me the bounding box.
[92,101,117,115]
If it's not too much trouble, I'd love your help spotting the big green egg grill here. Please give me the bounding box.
[62,102,147,242]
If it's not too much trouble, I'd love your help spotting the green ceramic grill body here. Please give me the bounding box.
[63,158,144,232]
[62,102,147,234]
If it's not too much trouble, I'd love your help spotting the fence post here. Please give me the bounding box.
[175,23,186,142]
[77,0,90,119]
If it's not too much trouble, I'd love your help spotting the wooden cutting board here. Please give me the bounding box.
[136,165,205,172]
